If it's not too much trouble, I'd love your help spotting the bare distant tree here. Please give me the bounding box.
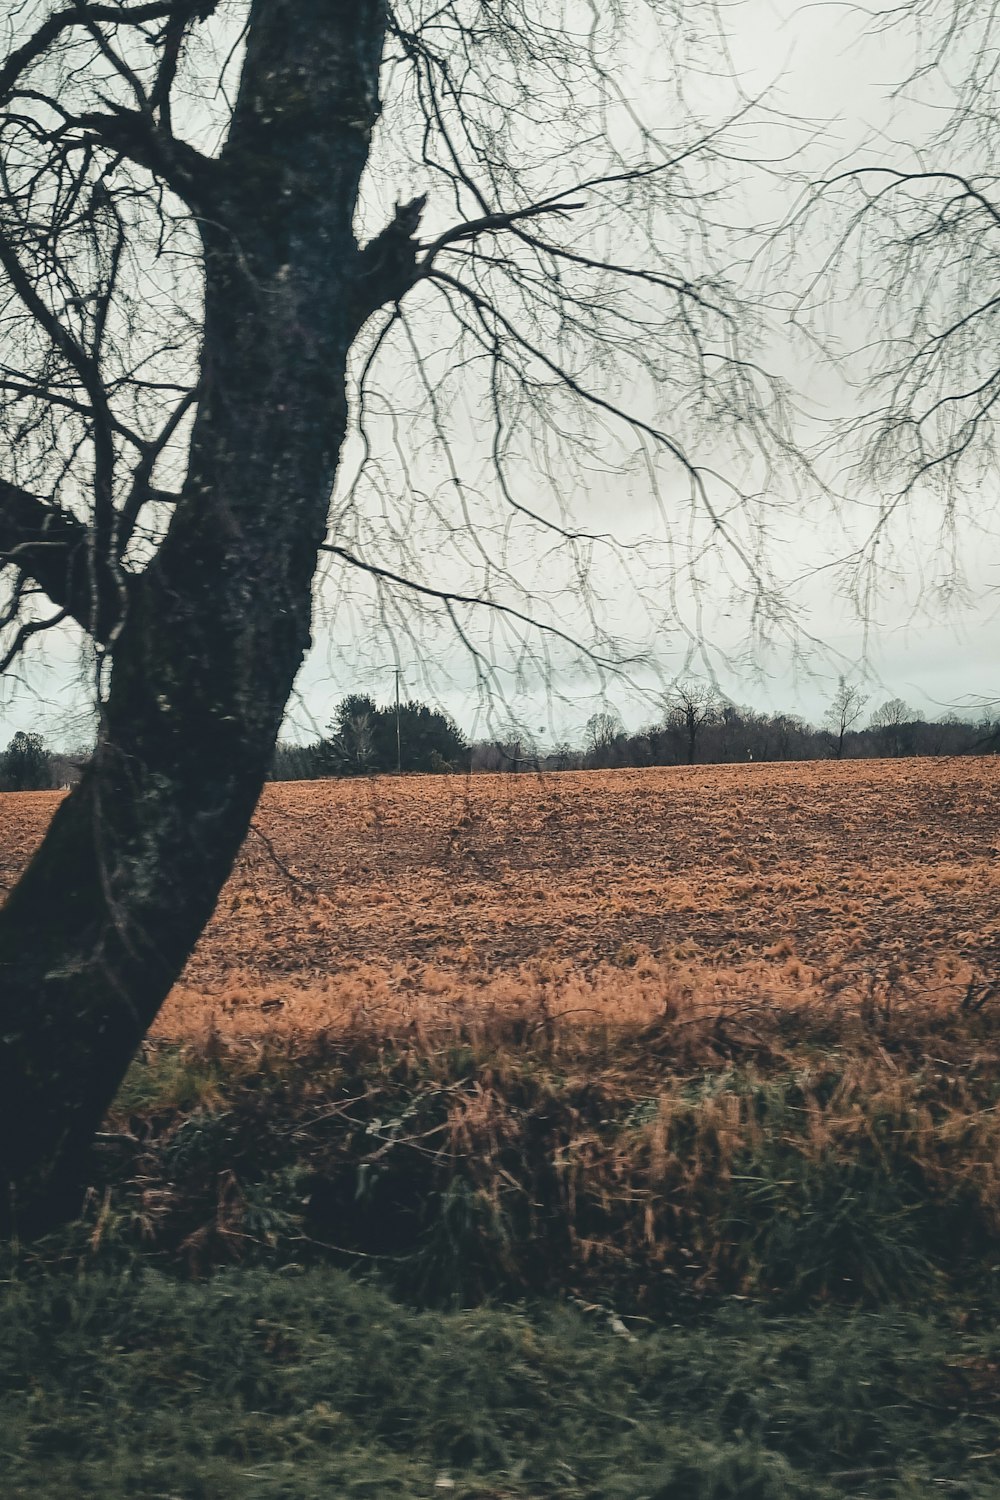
[495,735,539,774]
[0,1,794,1226]
[665,680,720,764]
[584,711,625,768]
[824,677,869,760]
[869,697,912,758]
[548,741,578,773]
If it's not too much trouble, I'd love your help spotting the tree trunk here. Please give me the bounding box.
[0,0,389,1231]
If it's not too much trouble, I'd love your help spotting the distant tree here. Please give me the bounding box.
[619,728,655,767]
[868,698,913,758]
[547,741,578,773]
[0,732,51,792]
[324,696,466,775]
[48,753,87,789]
[972,713,1000,754]
[490,735,537,774]
[711,703,748,762]
[925,713,984,757]
[770,712,813,762]
[584,712,625,769]
[665,682,721,765]
[390,702,467,774]
[824,678,870,760]
[325,695,379,777]
[469,740,503,773]
[269,742,324,782]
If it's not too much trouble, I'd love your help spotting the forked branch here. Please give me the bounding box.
[0,480,127,643]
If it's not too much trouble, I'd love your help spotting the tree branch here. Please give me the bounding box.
[351,195,428,331]
[418,199,586,269]
[74,106,217,207]
[319,542,623,668]
[0,2,217,106]
[0,478,126,643]
[0,609,70,676]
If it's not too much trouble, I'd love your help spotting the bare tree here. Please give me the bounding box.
[665,680,720,764]
[584,710,624,768]
[869,697,912,758]
[793,0,1000,595]
[0,0,792,1226]
[824,677,869,760]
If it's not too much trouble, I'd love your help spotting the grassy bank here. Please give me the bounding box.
[12,989,1000,1309]
[3,1264,1000,1498]
[5,990,1000,1496]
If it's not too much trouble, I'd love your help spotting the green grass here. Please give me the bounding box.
[2,1264,999,1498]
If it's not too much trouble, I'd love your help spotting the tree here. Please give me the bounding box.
[324,695,466,774]
[824,678,869,760]
[796,0,1000,580]
[584,711,625,769]
[269,740,323,782]
[547,741,578,773]
[869,697,913,758]
[0,2,790,1227]
[390,702,467,773]
[664,681,720,765]
[769,712,810,763]
[325,695,379,777]
[0,731,51,791]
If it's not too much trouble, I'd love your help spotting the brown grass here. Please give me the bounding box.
[59,980,1000,1305]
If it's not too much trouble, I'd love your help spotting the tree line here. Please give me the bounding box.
[0,734,82,793]
[568,687,996,772]
[266,681,998,781]
[5,681,993,796]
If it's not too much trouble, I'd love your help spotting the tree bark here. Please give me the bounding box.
[0,0,396,1230]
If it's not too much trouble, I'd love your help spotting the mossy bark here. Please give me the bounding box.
[0,0,392,1231]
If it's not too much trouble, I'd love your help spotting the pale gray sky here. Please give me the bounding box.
[297,0,997,742]
[0,0,996,752]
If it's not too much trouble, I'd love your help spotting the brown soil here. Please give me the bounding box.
[2,758,997,1037]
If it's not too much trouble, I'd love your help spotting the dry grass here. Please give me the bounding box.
[16,980,989,1310]
[3,758,997,1042]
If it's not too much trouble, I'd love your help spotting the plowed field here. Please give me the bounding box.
[2,757,998,1038]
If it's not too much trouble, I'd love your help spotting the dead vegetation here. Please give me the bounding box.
[3,759,998,1310]
[2,759,997,1039]
[7,979,996,1312]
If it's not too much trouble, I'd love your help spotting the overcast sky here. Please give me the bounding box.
[0,0,996,752]
[289,0,997,746]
